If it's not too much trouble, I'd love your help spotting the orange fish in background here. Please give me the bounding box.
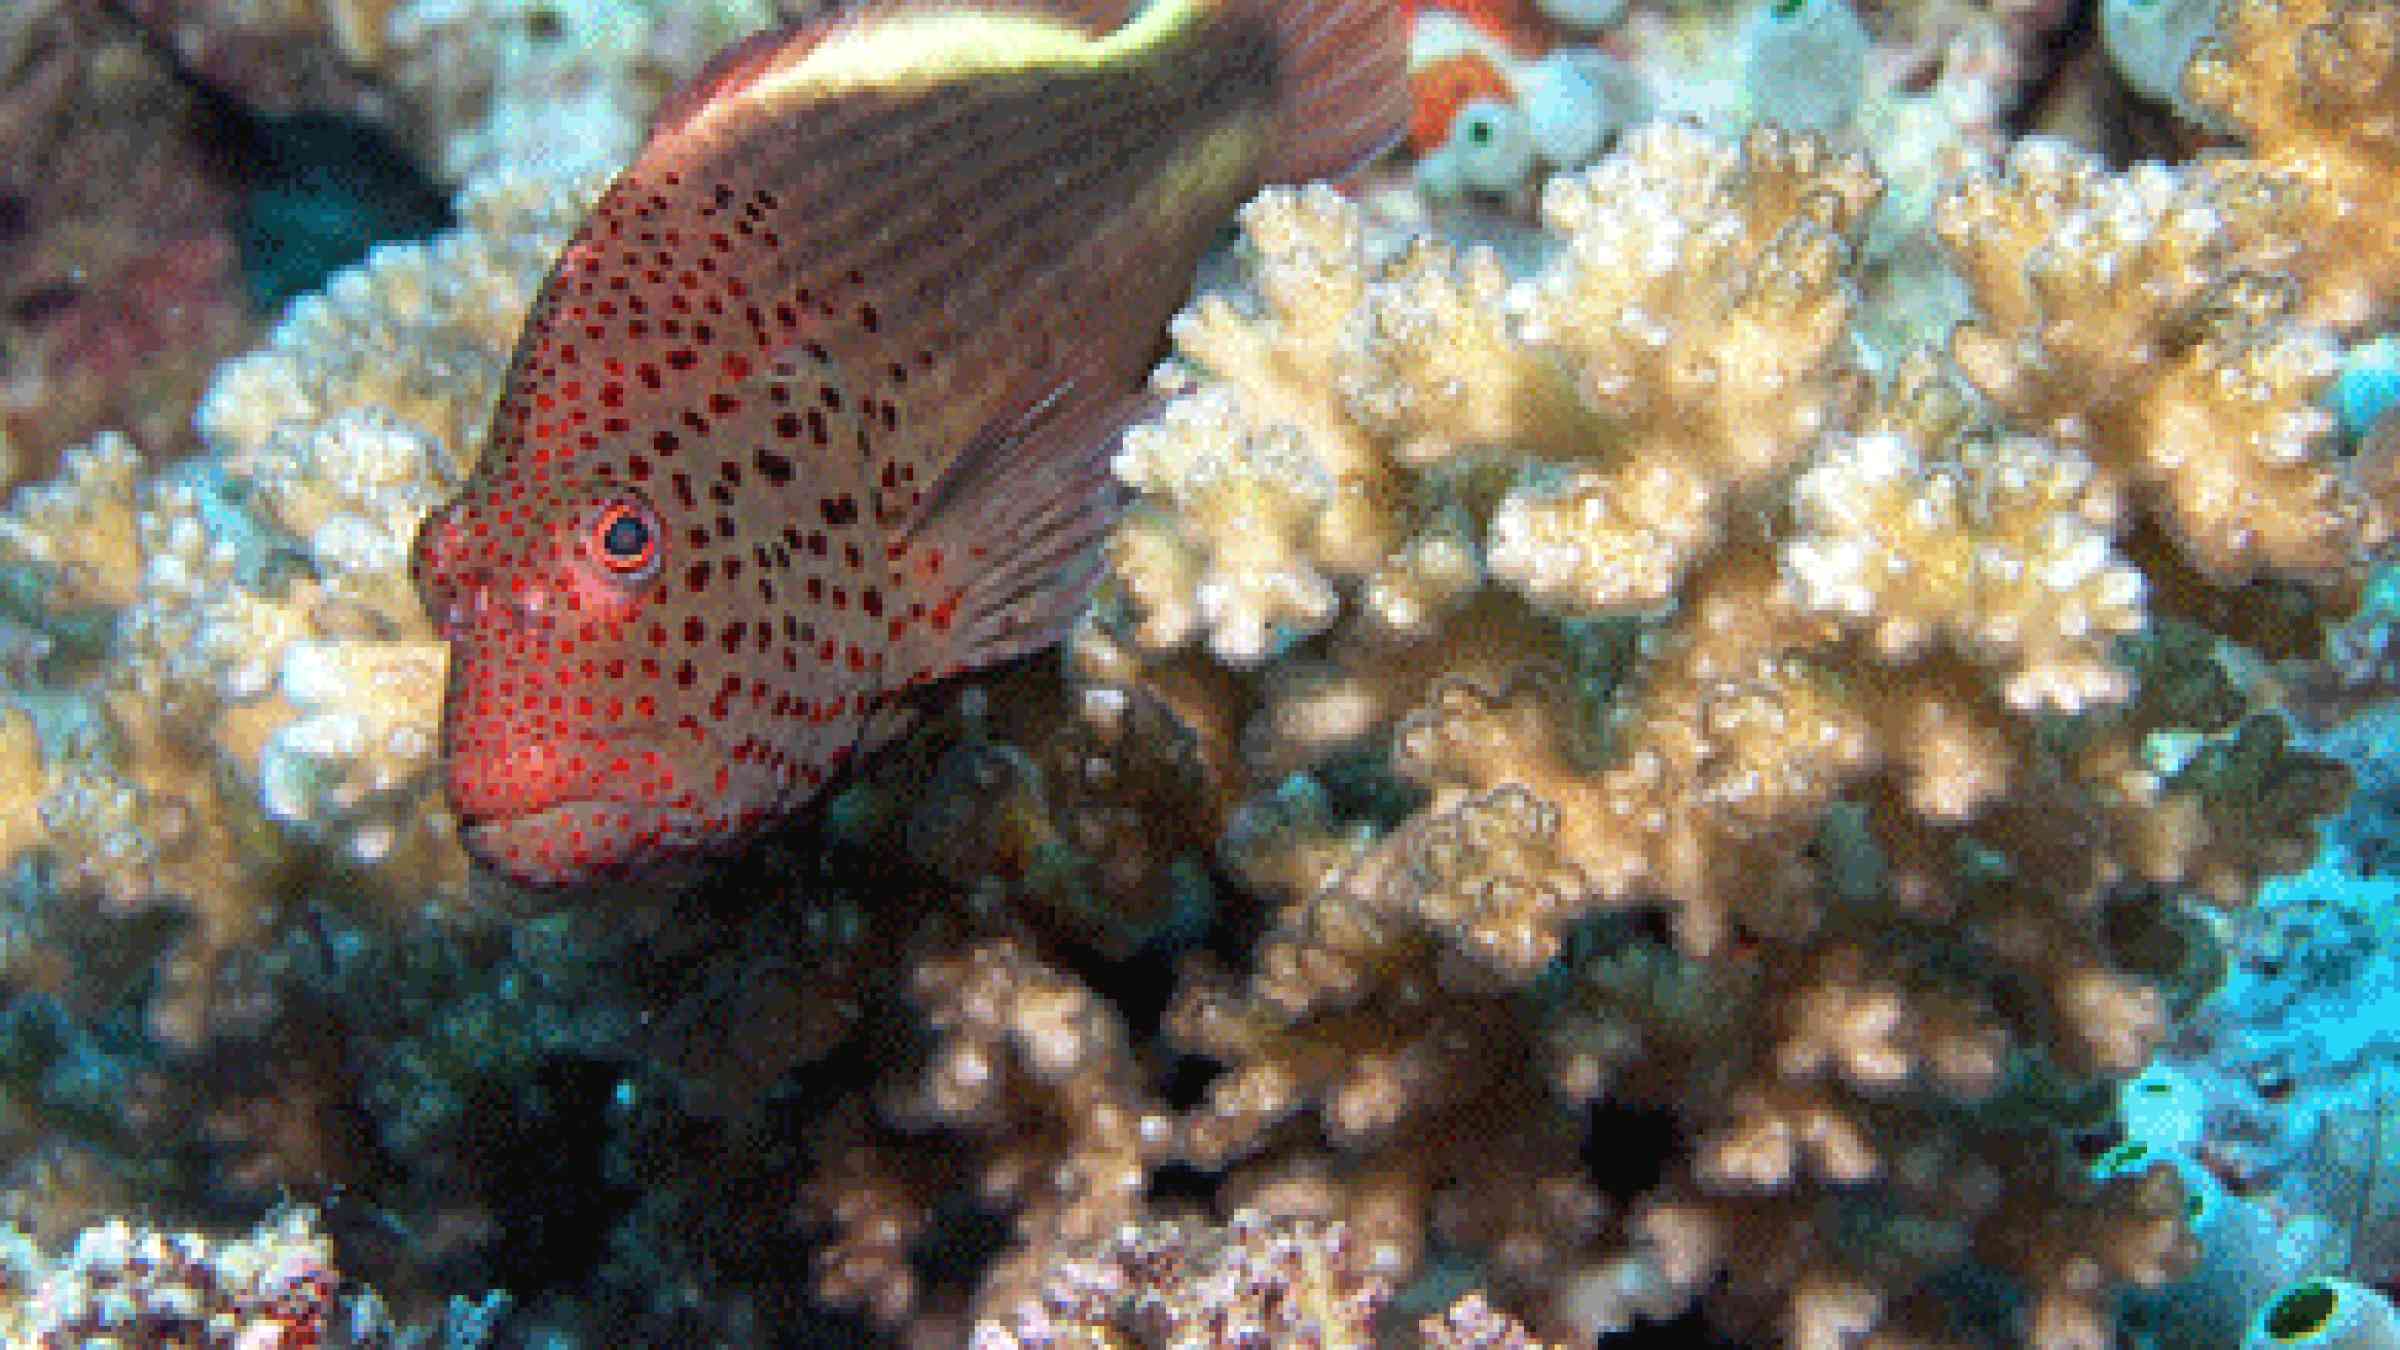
[1400,0,1571,56]
[1408,48,1519,155]
[411,0,1407,889]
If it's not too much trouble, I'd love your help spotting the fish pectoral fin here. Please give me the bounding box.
[901,383,1146,672]
[899,378,1078,535]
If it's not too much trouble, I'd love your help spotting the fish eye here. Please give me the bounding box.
[589,497,662,579]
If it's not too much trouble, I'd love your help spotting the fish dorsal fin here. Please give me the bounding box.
[650,25,816,139]
[976,0,1138,32]
[648,0,1140,140]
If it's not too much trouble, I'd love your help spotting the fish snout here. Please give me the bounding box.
[417,565,562,642]
[430,582,552,640]
[411,506,559,638]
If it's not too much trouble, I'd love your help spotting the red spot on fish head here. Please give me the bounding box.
[418,471,752,888]
[415,473,665,642]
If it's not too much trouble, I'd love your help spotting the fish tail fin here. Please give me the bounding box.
[1221,0,1410,183]
[903,392,1143,679]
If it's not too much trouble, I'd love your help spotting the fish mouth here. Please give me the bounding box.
[458,798,711,890]
[446,717,735,888]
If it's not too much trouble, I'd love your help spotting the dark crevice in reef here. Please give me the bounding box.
[99,0,455,311]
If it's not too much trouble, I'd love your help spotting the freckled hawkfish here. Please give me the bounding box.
[411,0,1407,887]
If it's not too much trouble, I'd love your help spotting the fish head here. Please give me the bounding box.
[412,467,778,887]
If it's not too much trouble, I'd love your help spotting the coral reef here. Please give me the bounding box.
[0,0,2393,1341]
[1021,0,2392,1334]
[116,0,781,184]
[0,0,260,482]
[968,1209,1569,1349]
[0,163,603,1046]
[968,1210,1392,1349]
[0,1205,396,1345]
[1066,137,2227,1340]
[1393,0,2060,238]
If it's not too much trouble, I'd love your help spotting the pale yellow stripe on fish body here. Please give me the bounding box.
[675,0,1215,140]
[1140,118,1272,231]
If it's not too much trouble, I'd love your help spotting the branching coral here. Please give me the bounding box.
[1937,142,2385,584]
[2183,0,2400,332]
[969,1211,1385,1348]
[801,937,1179,1330]
[0,1205,394,1345]
[1058,92,2379,1340]
[1487,126,1878,614]
[970,1210,1567,1350]
[1783,423,2146,714]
